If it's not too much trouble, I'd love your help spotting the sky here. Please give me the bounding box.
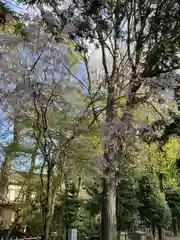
[3,0,26,13]
[2,0,41,19]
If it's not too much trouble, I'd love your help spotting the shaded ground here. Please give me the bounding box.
[166,237,180,240]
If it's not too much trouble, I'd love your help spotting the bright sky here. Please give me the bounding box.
[3,0,26,13]
[2,0,40,19]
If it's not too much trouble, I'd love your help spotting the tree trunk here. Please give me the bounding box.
[41,168,56,240]
[99,32,138,240]
[100,73,134,240]
[101,168,116,240]
[41,193,55,240]
[172,218,178,236]
[158,227,163,240]
[158,173,164,240]
[177,218,180,235]
[41,213,52,240]
[101,79,117,240]
[152,223,156,240]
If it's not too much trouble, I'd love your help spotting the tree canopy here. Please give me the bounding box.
[1,1,180,240]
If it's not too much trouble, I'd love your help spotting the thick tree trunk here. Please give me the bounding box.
[101,168,116,240]
[177,218,180,235]
[41,169,55,240]
[100,75,134,239]
[158,227,163,240]
[41,194,55,240]
[41,213,52,240]
[101,80,117,240]
[100,33,138,240]
[172,218,178,236]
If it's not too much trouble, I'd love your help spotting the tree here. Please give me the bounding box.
[116,177,139,232]
[20,1,180,239]
[0,17,90,240]
[137,174,171,239]
[166,187,180,236]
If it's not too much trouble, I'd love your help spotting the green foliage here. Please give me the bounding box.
[61,183,82,229]
[68,181,101,239]
[85,177,140,232]
[13,22,28,40]
[166,188,180,219]
[65,42,83,74]
[150,110,180,145]
[74,211,100,240]
[117,177,139,231]
[74,211,90,239]
[85,181,102,217]
[25,212,42,236]
[137,174,171,228]
[53,182,100,240]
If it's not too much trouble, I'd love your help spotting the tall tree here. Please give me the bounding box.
[20,0,180,239]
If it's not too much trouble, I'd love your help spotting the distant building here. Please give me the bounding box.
[0,170,24,228]
[0,169,89,229]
